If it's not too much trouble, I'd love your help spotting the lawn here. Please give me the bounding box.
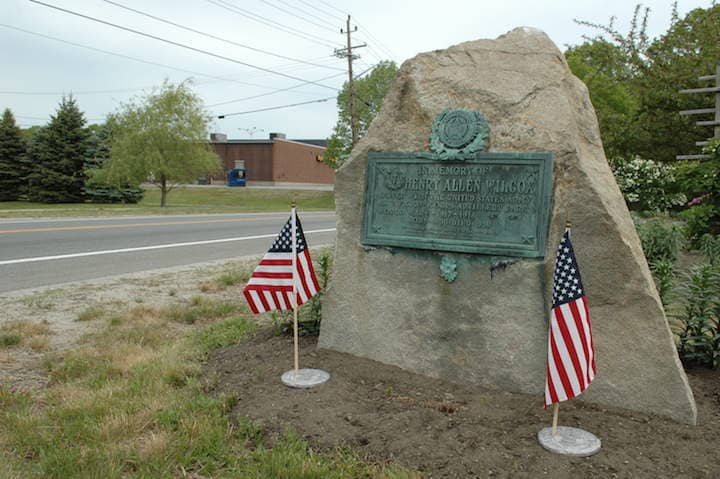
[0,186,335,218]
[0,257,414,478]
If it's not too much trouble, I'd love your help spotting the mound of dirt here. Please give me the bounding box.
[208,329,719,478]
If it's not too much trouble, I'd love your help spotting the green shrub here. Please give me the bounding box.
[672,263,720,369]
[611,157,686,211]
[83,181,144,204]
[674,160,715,205]
[677,140,720,243]
[635,217,685,264]
[681,204,717,247]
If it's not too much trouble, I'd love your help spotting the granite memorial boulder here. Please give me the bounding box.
[319,27,697,425]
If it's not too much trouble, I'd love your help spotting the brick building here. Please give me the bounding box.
[210,132,334,186]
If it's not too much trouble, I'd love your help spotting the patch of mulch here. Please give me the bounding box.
[207,328,720,478]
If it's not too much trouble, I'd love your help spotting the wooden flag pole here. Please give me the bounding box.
[291,202,299,374]
[550,219,571,436]
[279,201,329,390]
[538,217,602,455]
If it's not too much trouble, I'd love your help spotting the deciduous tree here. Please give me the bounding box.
[565,41,640,161]
[325,61,398,168]
[102,81,220,207]
[571,3,720,163]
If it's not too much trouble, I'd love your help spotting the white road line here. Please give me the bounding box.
[0,228,336,266]
[0,211,334,225]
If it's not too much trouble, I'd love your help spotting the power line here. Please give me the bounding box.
[216,96,335,118]
[279,0,343,25]
[258,0,337,34]
[354,38,385,64]
[283,0,396,63]
[0,24,315,93]
[28,1,341,92]
[0,86,153,95]
[353,18,397,61]
[207,71,345,107]
[100,0,343,72]
[294,0,345,23]
[316,0,347,17]
[205,0,341,49]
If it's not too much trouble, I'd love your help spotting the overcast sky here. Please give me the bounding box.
[0,0,714,139]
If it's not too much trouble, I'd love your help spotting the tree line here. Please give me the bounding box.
[324,4,719,238]
[0,82,221,207]
[565,3,719,238]
[0,97,141,204]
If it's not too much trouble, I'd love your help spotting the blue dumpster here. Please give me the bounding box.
[227,168,246,187]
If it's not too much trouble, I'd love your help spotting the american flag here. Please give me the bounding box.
[243,210,320,314]
[544,228,596,406]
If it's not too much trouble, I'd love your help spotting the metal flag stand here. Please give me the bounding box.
[280,202,330,389]
[537,221,601,457]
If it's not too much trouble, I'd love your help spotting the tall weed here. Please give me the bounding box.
[272,252,332,337]
[672,264,720,369]
[699,234,720,265]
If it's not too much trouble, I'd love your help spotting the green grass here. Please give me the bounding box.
[161,296,241,324]
[0,321,51,351]
[20,290,63,310]
[0,334,21,348]
[216,269,249,287]
[0,292,417,478]
[0,186,334,218]
[76,306,107,322]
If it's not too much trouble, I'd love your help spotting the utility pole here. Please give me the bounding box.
[335,15,366,148]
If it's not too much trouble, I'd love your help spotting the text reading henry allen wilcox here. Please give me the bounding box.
[362,153,553,257]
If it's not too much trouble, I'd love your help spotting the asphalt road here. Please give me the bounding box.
[0,212,336,294]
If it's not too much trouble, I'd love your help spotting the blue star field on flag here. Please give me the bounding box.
[268,215,307,253]
[551,230,585,308]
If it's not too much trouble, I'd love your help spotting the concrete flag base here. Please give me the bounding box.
[538,426,601,457]
[281,368,330,388]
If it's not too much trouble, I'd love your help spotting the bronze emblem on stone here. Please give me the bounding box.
[430,109,490,160]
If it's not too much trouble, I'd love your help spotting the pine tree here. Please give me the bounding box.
[84,122,144,204]
[0,108,27,201]
[27,96,89,203]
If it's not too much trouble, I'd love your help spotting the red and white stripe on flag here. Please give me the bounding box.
[544,229,596,407]
[243,210,320,313]
[243,247,320,314]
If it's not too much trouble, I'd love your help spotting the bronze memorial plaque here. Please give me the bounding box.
[362,110,553,258]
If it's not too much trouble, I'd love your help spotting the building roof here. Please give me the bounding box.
[211,138,327,148]
[291,139,327,147]
[221,139,273,144]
